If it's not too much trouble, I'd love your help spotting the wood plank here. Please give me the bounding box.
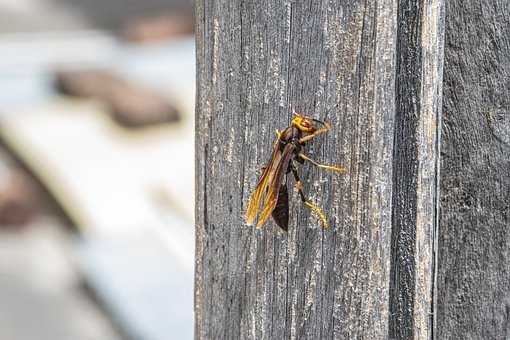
[389,0,444,339]
[195,1,444,338]
[436,1,510,339]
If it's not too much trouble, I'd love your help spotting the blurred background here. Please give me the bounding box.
[0,1,195,339]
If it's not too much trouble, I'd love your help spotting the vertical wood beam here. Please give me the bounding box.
[436,1,510,339]
[389,0,444,339]
[195,1,444,339]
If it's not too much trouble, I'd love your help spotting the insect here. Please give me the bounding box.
[245,112,346,231]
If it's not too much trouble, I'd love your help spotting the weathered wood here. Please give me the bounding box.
[436,1,510,339]
[389,0,444,339]
[195,1,443,339]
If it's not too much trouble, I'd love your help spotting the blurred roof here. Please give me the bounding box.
[0,0,192,33]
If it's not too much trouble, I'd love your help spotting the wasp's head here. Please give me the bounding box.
[291,112,321,133]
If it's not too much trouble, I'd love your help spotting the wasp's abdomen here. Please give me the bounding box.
[272,184,289,231]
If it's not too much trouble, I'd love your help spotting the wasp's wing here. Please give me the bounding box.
[255,143,295,228]
[271,181,289,231]
[245,138,282,225]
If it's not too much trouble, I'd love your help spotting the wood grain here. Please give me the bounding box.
[389,0,444,339]
[436,1,510,339]
[195,1,443,339]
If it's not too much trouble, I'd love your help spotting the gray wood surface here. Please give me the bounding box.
[436,1,510,339]
[390,0,445,339]
[195,1,443,339]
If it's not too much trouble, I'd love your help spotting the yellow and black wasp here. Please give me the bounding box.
[246,112,346,231]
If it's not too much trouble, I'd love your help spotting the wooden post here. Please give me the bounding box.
[195,1,443,339]
[436,1,510,339]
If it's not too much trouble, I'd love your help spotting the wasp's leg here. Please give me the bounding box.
[298,122,331,144]
[275,129,282,139]
[290,163,329,229]
[298,153,347,173]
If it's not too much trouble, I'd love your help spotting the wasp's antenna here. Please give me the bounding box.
[313,102,341,125]
[312,118,326,127]
[308,102,339,126]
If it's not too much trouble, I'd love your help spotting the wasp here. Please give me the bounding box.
[245,112,346,231]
